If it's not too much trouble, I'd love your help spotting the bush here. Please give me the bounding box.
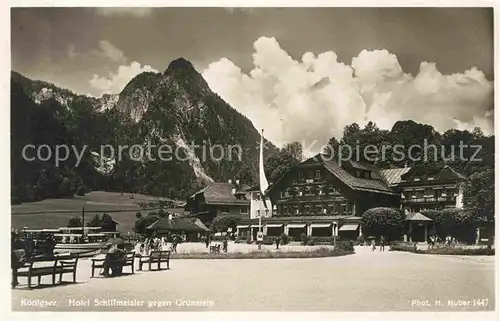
[361,207,406,241]
[76,186,86,196]
[425,247,495,256]
[300,232,309,246]
[280,233,289,245]
[210,215,242,233]
[390,242,494,256]
[422,209,478,244]
[306,239,316,246]
[390,242,418,253]
[170,247,354,260]
[58,177,73,198]
[335,240,354,252]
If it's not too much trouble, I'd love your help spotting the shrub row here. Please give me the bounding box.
[389,242,494,256]
[170,246,354,260]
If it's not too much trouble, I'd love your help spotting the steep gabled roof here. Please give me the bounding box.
[380,167,412,186]
[266,154,397,195]
[443,165,467,180]
[147,217,209,232]
[322,158,397,195]
[192,182,250,205]
[401,164,466,182]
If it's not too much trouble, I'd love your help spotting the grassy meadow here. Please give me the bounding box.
[11,191,187,233]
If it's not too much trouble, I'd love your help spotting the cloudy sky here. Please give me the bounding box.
[11,7,494,145]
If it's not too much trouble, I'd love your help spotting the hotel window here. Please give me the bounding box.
[254,192,261,201]
[280,191,286,198]
[304,204,311,215]
[240,207,248,214]
[299,171,305,180]
[283,205,289,216]
[315,170,321,180]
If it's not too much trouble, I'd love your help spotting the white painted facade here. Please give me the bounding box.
[455,185,464,209]
[249,191,273,219]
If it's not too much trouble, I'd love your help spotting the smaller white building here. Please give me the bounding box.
[247,186,273,219]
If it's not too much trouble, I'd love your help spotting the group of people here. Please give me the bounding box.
[138,235,183,255]
[370,236,385,252]
[204,235,229,253]
[428,235,456,249]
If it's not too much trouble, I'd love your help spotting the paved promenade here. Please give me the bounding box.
[11,245,495,311]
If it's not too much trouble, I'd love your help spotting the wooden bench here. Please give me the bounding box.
[138,250,170,271]
[56,255,79,284]
[14,254,78,289]
[91,251,135,277]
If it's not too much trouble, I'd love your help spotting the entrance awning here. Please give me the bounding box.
[236,225,250,229]
[339,224,359,231]
[310,223,332,228]
[287,223,306,228]
[265,224,283,228]
[405,212,432,222]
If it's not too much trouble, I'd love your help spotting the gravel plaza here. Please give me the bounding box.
[11,243,494,312]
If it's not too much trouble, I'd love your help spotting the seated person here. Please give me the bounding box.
[101,243,126,277]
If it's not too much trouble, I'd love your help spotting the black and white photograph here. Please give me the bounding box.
[7,4,496,314]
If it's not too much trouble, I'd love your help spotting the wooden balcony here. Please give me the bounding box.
[402,196,455,204]
[277,194,346,203]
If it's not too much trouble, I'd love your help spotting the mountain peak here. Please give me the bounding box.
[167,58,195,72]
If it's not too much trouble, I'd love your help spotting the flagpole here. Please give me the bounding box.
[258,128,269,251]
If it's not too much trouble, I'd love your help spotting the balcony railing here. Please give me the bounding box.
[403,196,455,203]
[277,195,346,203]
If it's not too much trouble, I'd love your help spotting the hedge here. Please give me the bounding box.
[389,242,494,256]
[170,246,354,260]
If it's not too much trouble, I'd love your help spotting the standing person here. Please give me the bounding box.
[45,234,56,256]
[379,236,385,252]
[149,238,155,253]
[371,239,376,252]
[275,237,280,250]
[222,238,228,253]
[204,236,210,248]
[172,237,178,253]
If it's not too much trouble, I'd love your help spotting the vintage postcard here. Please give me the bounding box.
[6,3,497,317]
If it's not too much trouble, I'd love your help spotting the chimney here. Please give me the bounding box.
[228,179,232,184]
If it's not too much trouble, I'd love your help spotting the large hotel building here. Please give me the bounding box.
[186,153,466,242]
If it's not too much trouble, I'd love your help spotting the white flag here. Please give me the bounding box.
[259,129,269,196]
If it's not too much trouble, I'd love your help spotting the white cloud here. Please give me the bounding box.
[67,40,126,63]
[89,61,158,97]
[98,40,126,63]
[95,8,153,18]
[202,36,493,150]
